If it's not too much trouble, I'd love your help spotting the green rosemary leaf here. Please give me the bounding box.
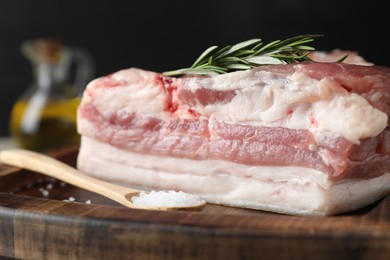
[224,63,252,70]
[213,45,233,60]
[246,56,285,65]
[223,38,262,56]
[296,45,316,51]
[252,42,264,50]
[217,56,249,65]
[231,49,256,58]
[197,65,228,74]
[162,68,191,77]
[191,45,219,68]
[254,40,281,55]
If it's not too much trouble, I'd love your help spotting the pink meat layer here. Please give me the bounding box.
[78,62,390,181]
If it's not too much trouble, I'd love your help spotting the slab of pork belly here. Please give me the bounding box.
[77,61,390,215]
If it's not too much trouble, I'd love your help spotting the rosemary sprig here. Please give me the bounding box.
[163,34,323,77]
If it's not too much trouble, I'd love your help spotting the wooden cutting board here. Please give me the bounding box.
[0,145,389,260]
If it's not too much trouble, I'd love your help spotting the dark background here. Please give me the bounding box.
[1,0,388,136]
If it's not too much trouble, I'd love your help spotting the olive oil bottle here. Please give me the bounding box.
[10,97,81,152]
[10,38,93,152]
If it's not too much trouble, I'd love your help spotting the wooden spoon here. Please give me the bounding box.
[0,149,206,211]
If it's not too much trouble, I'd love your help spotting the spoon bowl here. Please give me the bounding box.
[0,149,206,211]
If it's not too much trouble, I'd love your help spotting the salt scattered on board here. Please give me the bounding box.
[131,190,204,207]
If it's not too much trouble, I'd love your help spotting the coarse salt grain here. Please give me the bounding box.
[131,190,204,207]
[38,187,49,197]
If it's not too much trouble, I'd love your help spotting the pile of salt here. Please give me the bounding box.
[131,190,204,207]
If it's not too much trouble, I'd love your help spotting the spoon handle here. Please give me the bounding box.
[0,149,137,207]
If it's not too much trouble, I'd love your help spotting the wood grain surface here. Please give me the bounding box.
[0,145,389,260]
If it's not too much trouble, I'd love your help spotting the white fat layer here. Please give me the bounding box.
[311,94,387,143]
[78,137,390,216]
[82,68,387,144]
[83,68,171,120]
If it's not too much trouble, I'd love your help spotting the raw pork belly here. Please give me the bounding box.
[77,61,390,216]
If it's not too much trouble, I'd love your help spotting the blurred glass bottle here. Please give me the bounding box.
[10,38,94,152]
